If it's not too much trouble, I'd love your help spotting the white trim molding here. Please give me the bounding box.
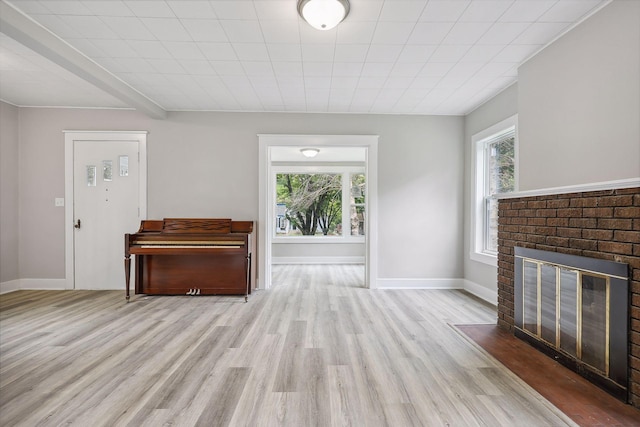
[463,280,498,306]
[1,279,69,294]
[497,178,640,199]
[272,257,364,265]
[0,279,21,294]
[20,279,69,290]
[377,278,464,290]
[376,278,497,306]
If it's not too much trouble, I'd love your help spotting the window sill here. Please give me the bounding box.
[469,251,497,267]
[273,236,365,244]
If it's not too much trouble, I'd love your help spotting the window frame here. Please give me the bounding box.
[471,115,518,266]
[272,165,365,243]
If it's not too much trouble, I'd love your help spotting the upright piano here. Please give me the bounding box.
[124,218,255,302]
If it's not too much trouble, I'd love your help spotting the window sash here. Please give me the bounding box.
[484,127,515,197]
[482,128,514,254]
[484,196,498,254]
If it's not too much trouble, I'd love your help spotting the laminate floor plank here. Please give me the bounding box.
[327,364,365,427]
[0,265,578,426]
[194,367,252,427]
[226,333,284,427]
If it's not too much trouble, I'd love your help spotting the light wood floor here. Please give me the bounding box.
[0,265,576,426]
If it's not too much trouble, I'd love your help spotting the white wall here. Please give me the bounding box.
[518,0,640,191]
[15,108,464,285]
[378,116,464,280]
[272,242,364,263]
[1,102,20,285]
[463,84,518,300]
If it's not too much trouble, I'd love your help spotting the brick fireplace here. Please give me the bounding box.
[497,187,640,406]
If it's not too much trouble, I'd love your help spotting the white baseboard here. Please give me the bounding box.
[375,278,498,306]
[376,278,464,290]
[0,279,21,294]
[463,280,498,306]
[17,278,69,291]
[272,256,365,265]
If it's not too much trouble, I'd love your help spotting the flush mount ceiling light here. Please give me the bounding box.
[300,148,320,158]
[297,0,350,31]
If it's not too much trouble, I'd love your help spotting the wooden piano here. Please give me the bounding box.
[124,218,255,302]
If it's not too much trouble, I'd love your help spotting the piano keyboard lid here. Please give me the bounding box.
[133,240,245,246]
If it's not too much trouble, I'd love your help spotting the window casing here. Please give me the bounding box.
[472,115,517,265]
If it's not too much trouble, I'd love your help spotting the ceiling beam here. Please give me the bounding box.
[0,1,166,119]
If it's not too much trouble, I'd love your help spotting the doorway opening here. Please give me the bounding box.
[258,134,378,290]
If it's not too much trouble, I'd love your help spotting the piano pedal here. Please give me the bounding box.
[186,289,193,295]
[195,289,201,295]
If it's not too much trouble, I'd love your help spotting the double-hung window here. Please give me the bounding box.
[472,115,517,264]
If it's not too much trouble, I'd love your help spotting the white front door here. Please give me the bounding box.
[73,140,140,290]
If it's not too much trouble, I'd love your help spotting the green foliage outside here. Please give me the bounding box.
[490,136,515,194]
[486,135,515,252]
[276,173,342,236]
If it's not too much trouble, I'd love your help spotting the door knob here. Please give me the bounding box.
[74,219,81,229]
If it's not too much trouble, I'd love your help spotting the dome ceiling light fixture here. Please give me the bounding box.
[297,0,350,31]
[300,148,320,158]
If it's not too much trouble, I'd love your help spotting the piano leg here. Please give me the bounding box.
[245,253,251,303]
[124,255,131,302]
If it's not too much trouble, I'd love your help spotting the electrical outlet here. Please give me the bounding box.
[55,198,64,207]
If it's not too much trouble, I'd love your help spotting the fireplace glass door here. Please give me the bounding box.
[522,261,538,335]
[581,274,608,374]
[559,269,578,358]
[517,258,610,375]
[514,247,628,401]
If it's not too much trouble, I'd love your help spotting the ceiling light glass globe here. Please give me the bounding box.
[301,0,346,30]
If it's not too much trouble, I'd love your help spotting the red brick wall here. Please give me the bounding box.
[497,187,640,406]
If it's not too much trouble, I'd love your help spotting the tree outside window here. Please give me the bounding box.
[350,173,365,237]
[275,171,365,239]
[485,134,515,252]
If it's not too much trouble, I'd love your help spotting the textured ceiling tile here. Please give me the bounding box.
[1,0,610,114]
[166,1,216,19]
[127,1,175,18]
[181,19,228,42]
[139,17,192,41]
[220,20,265,43]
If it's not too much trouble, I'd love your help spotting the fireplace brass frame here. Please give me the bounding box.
[513,247,629,402]
[519,257,613,376]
